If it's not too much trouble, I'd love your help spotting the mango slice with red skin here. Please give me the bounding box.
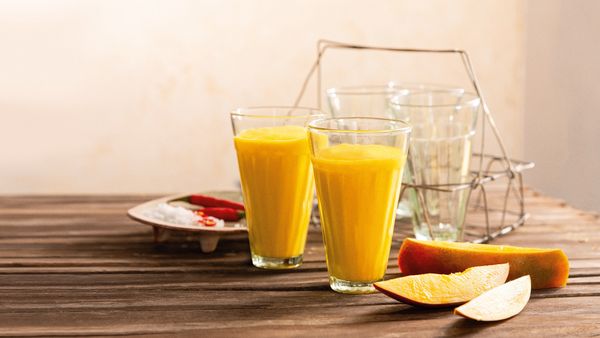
[374,263,509,308]
[398,238,569,289]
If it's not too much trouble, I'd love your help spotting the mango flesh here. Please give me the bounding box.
[398,238,569,289]
[374,263,509,307]
[455,275,531,321]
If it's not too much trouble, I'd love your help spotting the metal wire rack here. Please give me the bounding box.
[298,40,534,243]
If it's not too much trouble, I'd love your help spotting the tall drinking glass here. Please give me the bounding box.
[308,117,411,293]
[231,107,324,269]
[391,89,480,241]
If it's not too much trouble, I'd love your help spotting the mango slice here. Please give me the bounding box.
[455,275,531,321]
[398,238,569,289]
[374,263,509,307]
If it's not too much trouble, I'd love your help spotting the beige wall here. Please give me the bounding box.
[525,0,600,212]
[1,0,525,194]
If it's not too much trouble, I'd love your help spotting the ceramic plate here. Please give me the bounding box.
[127,191,247,253]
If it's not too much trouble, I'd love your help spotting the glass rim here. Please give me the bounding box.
[308,117,412,134]
[390,90,481,108]
[230,106,325,119]
[326,82,465,96]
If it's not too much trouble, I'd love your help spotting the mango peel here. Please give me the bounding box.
[398,238,569,289]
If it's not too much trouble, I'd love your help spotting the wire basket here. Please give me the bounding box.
[298,40,534,243]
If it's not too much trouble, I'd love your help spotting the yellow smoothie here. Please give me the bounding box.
[312,143,405,282]
[234,125,314,259]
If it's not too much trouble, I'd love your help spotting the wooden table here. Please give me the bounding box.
[1,189,600,337]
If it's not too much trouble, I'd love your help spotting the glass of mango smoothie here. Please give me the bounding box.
[308,117,411,293]
[231,107,325,269]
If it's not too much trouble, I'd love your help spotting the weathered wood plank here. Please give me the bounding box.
[0,281,597,311]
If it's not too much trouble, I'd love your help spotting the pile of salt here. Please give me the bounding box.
[143,203,224,228]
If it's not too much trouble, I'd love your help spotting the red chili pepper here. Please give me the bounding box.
[189,194,245,210]
[202,218,217,227]
[196,207,245,221]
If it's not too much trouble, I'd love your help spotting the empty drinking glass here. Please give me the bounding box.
[391,89,480,241]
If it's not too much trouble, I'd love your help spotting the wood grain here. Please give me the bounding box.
[1,189,600,337]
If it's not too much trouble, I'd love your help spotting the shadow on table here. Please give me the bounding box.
[362,304,450,321]
[359,301,510,334]
[443,317,506,335]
